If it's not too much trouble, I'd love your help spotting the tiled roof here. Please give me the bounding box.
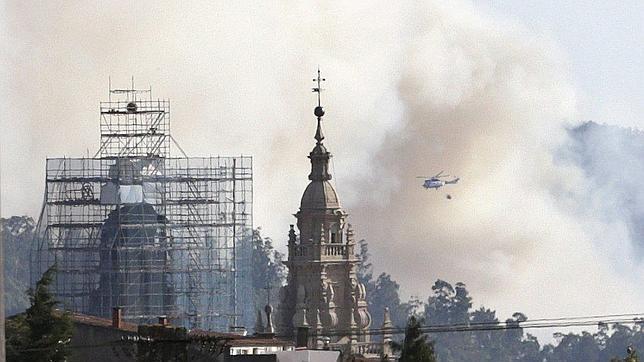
[188,329,241,339]
[52,310,293,347]
[226,337,294,347]
[188,330,294,347]
[63,311,137,332]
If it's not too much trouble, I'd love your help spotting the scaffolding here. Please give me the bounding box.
[32,86,253,331]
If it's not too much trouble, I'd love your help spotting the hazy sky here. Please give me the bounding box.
[474,0,644,127]
[2,0,643,340]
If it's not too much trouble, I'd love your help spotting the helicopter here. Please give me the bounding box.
[417,171,460,190]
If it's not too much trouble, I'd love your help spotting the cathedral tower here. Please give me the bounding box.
[279,70,371,345]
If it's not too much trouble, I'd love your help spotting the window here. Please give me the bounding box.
[330,223,341,243]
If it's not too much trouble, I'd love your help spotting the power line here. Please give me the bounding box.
[289,313,644,338]
[13,312,644,352]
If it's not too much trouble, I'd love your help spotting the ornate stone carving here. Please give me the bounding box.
[356,308,372,329]
[292,307,309,328]
[326,283,335,306]
[288,224,297,244]
[281,86,371,344]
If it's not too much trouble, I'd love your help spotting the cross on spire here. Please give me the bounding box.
[312,67,326,107]
[312,68,326,143]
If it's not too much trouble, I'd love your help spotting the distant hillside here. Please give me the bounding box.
[2,216,34,316]
[562,121,644,254]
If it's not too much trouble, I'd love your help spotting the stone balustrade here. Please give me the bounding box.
[291,243,349,259]
[327,341,391,360]
[324,244,347,256]
[353,341,383,355]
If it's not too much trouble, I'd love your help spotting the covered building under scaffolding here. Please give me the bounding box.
[31,85,254,331]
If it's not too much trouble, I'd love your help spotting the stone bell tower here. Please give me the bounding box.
[279,70,371,345]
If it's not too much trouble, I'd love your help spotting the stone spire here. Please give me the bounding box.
[308,68,332,182]
[300,69,339,211]
[280,71,371,347]
[314,109,325,144]
[382,307,392,329]
[288,224,297,245]
[255,309,264,334]
[382,307,394,360]
[315,308,324,349]
[264,304,275,335]
[307,140,331,182]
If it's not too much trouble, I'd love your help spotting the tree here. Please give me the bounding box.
[423,280,473,361]
[356,240,411,330]
[2,216,34,316]
[625,347,640,362]
[251,228,286,331]
[424,280,471,326]
[611,346,640,362]
[468,307,503,360]
[6,266,73,362]
[397,316,436,362]
[420,280,546,361]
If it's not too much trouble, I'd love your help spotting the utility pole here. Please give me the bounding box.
[0,156,5,362]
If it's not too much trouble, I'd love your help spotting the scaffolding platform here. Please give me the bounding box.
[32,86,253,331]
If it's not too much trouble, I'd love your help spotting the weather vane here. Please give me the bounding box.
[312,67,326,115]
[312,68,326,142]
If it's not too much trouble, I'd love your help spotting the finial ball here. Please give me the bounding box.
[314,106,325,117]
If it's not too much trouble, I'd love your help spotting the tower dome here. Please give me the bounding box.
[300,180,340,210]
[299,84,340,210]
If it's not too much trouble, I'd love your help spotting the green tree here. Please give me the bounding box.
[468,307,503,360]
[251,228,286,331]
[550,331,599,362]
[626,347,640,362]
[357,240,412,330]
[611,346,640,362]
[425,280,471,326]
[423,280,473,361]
[398,316,436,362]
[2,216,34,316]
[6,266,74,362]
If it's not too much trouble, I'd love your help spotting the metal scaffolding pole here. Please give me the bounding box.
[31,86,253,331]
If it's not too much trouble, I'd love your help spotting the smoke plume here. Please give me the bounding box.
[2,0,643,331]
